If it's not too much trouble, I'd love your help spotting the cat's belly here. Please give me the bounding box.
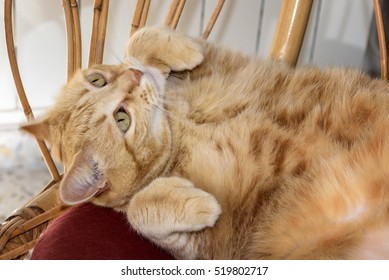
[176,117,313,206]
[182,140,239,200]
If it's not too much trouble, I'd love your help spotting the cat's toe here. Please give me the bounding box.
[169,40,204,71]
[185,192,222,230]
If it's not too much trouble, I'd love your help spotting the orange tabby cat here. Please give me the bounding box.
[22,26,389,259]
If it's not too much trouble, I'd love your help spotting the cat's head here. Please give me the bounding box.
[21,59,173,209]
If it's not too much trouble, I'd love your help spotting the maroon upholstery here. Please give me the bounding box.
[31,203,174,260]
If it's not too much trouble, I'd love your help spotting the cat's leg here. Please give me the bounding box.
[126,26,204,76]
[127,176,221,259]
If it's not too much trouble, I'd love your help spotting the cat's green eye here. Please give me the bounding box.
[114,109,131,133]
[86,73,107,88]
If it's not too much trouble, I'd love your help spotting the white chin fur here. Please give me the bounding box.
[146,67,166,93]
[146,68,165,138]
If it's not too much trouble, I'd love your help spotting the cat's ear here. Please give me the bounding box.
[60,146,107,205]
[20,119,50,140]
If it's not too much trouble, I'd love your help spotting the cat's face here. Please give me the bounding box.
[22,59,173,209]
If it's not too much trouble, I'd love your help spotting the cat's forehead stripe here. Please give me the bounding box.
[95,115,107,126]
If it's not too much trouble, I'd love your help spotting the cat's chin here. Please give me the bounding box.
[143,66,166,91]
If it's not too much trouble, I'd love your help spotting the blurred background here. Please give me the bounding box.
[0,0,381,221]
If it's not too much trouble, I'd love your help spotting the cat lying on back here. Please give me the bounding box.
[22,26,389,259]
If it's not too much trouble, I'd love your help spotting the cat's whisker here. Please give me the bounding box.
[152,104,193,126]
[160,100,188,111]
[159,98,185,106]
[158,95,176,101]
[155,92,186,106]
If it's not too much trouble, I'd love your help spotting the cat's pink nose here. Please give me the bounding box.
[120,68,144,93]
[129,68,144,83]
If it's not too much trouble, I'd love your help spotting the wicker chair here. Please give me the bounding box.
[0,0,385,260]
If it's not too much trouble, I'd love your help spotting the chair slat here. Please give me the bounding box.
[131,0,151,36]
[165,0,186,29]
[202,0,225,39]
[62,0,76,79]
[373,0,388,80]
[88,0,109,66]
[269,0,313,66]
[70,0,82,70]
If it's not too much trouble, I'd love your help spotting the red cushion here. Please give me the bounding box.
[31,203,174,260]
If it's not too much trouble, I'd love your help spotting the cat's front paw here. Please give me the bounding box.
[126,26,204,75]
[127,177,221,239]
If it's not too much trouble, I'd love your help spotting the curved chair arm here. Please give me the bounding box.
[0,181,69,260]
